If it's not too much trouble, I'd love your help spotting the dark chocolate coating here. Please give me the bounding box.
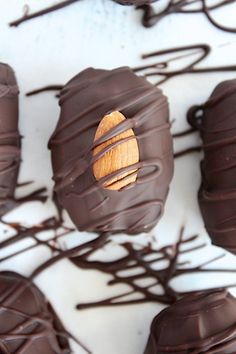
[144,290,236,354]
[0,271,70,354]
[113,0,156,5]
[189,79,236,254]
[49,67,173,234]
[0,63,20,208]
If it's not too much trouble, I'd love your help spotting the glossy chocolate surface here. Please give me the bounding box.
[0,271,70,354]
[188,79,236,254]
[145,290,236,353]
[49,67,173,234]
[0,63,20,211]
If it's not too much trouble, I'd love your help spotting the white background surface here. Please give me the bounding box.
[1,1,236,353]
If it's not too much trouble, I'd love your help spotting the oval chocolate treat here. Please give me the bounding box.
[144,290,236,354]
[0,63,20,215]
[0,271,71,353]
[188,79,236,254]
[49,67,173,234]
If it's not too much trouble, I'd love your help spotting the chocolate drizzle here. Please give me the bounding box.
[1,185,236,314]
[0,184,48,218]
[71,227,236,309]
[9,0,81,27]
[137,0,236,32]
[134,44,236,85]
[0,217,71,264]
[8,0,236,32]
[26,45,212,94]
[9,0,155,27]
[188,79,236,254]
[26,43,236,95]
[174,145,202,159]
[12,226,234,311]
[49,67,173,234]
[26,85,62,97]
[0,182,73,263]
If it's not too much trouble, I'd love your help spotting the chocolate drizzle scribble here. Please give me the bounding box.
[9,0,81,27]
[1,183,236,351]
[133,44,236,85]
[9,225,234,311]
[8,0,236,33]
[174,145,202,158]
[26,85,63,97]
[26,44,236,95]
[137,0,236,32]
[0,183,48,217]
[0,183,73,264]
[132,43,236,158]
[1,183,236,310]
[70,227,236,309]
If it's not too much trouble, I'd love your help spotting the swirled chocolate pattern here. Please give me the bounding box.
[144,290,236,354]
[188,79,236,254]
[0,63,20,215]
[49,67,173,234]
[0,271,71,354]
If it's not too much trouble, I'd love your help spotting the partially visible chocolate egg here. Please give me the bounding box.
[0,271,71,353]
[0,63,20,215]
[188,79,236,254]
[49,67,173,235]
[145,290,236,354]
